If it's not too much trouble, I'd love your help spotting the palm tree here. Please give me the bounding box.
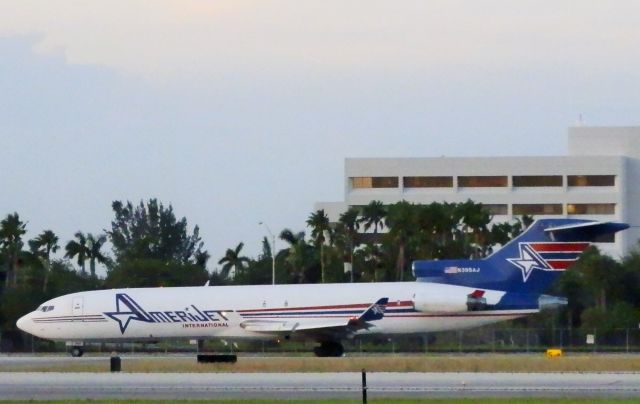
[65,231,89,274]
[86,233,109,278]
[385,201,415,281]
[0,212,27,288]
[458,200,491,258]
[260,236,272,259]
[194,250,211,269]
[511,215,535,237]
[279,229,309,283]
[306,209,331,283]
[360,200,386,234]
[425,202,461,259]
[359,243,384,282]
[217,242,250,279]
[339,207,361,282]
[29,229,59,292]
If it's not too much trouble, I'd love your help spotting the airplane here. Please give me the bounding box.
[17,218,628,357]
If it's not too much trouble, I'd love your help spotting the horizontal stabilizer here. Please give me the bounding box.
[545,221,629,242]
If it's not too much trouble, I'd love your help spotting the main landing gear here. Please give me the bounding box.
[313,341,344,357]
[70,346,84,357]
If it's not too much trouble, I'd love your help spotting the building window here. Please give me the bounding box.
[483,204,508,215]
[403,176,453,188]
[513,175,563,187]
[458,176,508,187]
[567,175,615,187]
[567,203,615,215]
[513,204,563,215]
[351,176,399,189]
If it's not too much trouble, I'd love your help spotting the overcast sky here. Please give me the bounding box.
[1,1,639,271]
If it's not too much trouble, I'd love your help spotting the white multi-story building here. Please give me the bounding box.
[316,127,640,258]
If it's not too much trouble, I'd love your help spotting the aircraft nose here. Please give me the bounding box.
[16,313,33,334]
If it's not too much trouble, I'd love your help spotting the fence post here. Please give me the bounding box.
[361,368,367,404]
[525,329,529,353]
[626,328,629,353]
[491,328,495,353]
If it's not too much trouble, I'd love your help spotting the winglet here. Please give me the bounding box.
[357,298,388,322]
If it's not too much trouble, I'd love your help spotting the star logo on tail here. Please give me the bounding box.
[104,293,153,334]
[507,243,551,282]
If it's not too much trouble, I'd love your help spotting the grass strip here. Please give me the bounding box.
[2,399,640,404]
[4,353,640,373]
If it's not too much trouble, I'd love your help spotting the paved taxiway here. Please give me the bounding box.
[2,371,640,400]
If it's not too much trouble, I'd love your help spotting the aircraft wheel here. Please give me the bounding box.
[70,347,84,357]
[313,341,344,357]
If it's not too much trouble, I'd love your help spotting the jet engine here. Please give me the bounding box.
[412,290,487,313]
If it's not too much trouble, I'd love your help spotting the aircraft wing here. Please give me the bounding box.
[239,298,389,336]
[240,318,351,333]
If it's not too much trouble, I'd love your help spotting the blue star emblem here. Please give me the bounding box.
[507,243,551,282]
[104,293,153,334]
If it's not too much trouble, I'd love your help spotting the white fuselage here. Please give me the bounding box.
[17,282,535,343]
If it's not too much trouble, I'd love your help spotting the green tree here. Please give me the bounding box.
[234,238,274,286]
[65,231,89,275]
[360,200,386,234]
[236,236,278,285]
[581,302,640,336]
[618,248,640,307]
[554,268,588,329]
[280,229,315,283]
[105,259,209,288]
[415,202,459,259]
[0,213,27,289]
[260,236,272,259]
[103,199,209,288]
[458,200,492,258]
[86,233,109,278]
[306,209,331,283]
[571,247,620,310]
[356,243,389,282]
[47,259,100,295]
[338,207,360,282]
[489,222,515,248]
[108,199,205,265]
[217,242,250,279]
[385,201,415,281]
[194,250,211,269]
[28,230,59,292]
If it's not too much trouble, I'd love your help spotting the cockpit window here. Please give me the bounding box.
[38,305,54,312]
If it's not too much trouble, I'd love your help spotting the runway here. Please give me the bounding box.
[2,371,640,400]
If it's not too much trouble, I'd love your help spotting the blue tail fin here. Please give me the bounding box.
[412,219,628,294]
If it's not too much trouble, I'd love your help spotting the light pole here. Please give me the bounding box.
[259,222,276,285]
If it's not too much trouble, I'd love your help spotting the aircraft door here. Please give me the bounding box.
[72,297,84,316]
